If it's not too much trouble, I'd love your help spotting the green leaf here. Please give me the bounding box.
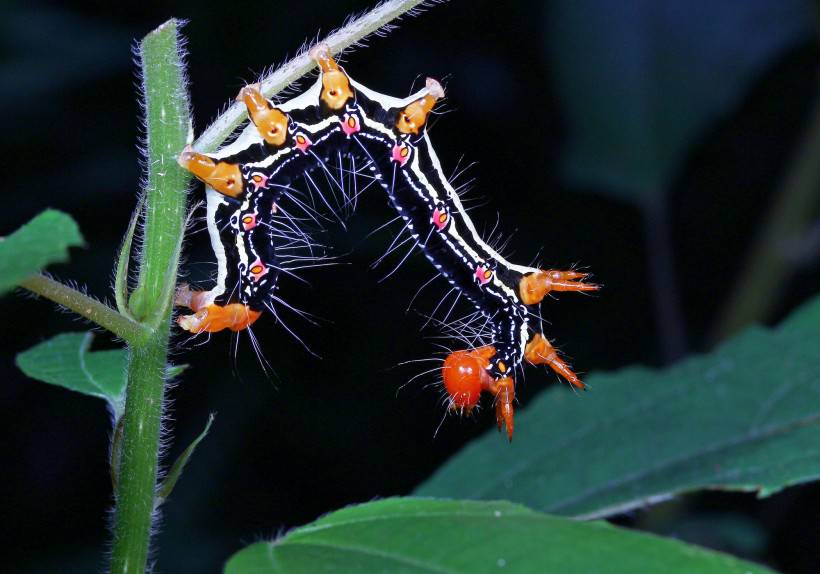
[416,296,820,518]
[156,413,214,505]
[0,209,84,295]
[224,498,774,574]
[114,194,144,319]
[166,363,189,378]
[16,332,127,417]
[545,0,813,202]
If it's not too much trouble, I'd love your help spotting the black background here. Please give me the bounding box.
[2,1,819,572]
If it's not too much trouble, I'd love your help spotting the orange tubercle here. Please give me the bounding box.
[489,377,515,441]
[177,303,261,334]
[174,284,214,312]
[518,269,599,305]
[237,84,289,147]
[178,146,244,198]
[525,333,586,390]
[396,78,444,135]
[310,43,354,110]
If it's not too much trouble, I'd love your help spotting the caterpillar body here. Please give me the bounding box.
[177,46,599,439]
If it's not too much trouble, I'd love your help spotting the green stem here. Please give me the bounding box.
[110,20,190,574]
[20,274,147,342]
[194,0,427,153]
[110,339,168,574]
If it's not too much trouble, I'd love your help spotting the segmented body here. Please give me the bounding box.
[178,46,598,438]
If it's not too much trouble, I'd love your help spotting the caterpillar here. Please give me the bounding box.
[176,45,599,439]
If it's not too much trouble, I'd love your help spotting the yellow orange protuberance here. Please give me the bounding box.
[310,44,353,110]
[525,333,586,390]
[237,84,289,147]
[174,284,212,312]
[178,146,244,198]
[519,269,599,305]
[396,78,445,135]
[177,303,262,334]
[488,377,515,441]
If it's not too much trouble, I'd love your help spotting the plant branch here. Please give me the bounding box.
[194,0,430,153]
[20,274,147,342]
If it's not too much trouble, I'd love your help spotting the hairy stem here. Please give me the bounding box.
[194,0,428,153]
[109,20,191,574]
[20,274,147,342]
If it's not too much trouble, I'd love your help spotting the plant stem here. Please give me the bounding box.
[20,274,147,342]
[110,339,168,574]
[110,20,190,574]
[194,0,428,153]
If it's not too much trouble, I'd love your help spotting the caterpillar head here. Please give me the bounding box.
[442,345,516,440]
[442,348,491,411]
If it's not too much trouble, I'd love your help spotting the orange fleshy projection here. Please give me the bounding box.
[237,84,289,147]
[487,376,515,441]
[178,146,244,198]
[396,78,444,135]
[525,333,586,390]
[518,269,599,305]
[310,44,354,110]
[177,303,261,334]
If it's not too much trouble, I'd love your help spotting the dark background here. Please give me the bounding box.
[2,0,819,572]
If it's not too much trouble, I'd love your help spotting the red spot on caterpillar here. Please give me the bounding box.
[241,213,257,231]
[341,114,360,136]
[475,264,493,285]
[250,173,268,192]
[432,207,448,230]
[248,259,268,281]
[294,134,312,153]
[391,144,410,166]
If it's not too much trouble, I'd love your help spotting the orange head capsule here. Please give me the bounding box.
[396,78,444,135]
[237,84,289,147]
[178,146,244,198]
[442,346,495,411]
[310,43,354,111]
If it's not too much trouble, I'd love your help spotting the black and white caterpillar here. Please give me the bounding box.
[176,45,599,439]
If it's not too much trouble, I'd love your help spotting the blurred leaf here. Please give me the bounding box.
[16,332,126,417]
[224,498,774,574]
[656,513,768,558]
[0,210,84,295]
[417,295,820,518]
[545,0,813,201]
